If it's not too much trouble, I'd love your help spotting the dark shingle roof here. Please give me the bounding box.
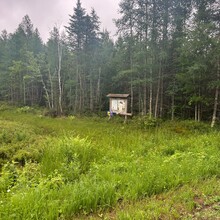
[107,94,130,98]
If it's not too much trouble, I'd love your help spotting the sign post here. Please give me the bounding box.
[107,94,132,122]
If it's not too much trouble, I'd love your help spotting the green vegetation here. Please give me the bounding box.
[0,0,219,125]
[0,107,220,219]
[1,0,219,217]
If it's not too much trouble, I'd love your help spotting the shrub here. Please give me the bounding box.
[16,106,35,114]
[40,136,102,180]
[133,116,162,129]
[43,109,58,117]
[0,102,11,111]
[0,162,18,193]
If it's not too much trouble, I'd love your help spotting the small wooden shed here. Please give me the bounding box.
[107,94,131,116]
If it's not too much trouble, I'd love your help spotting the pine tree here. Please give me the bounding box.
[66,0,86,51]
[177,0,220,123]
[66,1,102,113]
[0,30,11,101]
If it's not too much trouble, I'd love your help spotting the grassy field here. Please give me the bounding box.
[0,105,220,219]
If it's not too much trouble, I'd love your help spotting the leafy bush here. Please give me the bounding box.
[40,136,102,180]
[181,120,211,132]
[0,102,12,111]
[133,116,162,129]
[68,115,75,120]
[0,162,18,193]
[16,106,35,114]
[0,130,12,144]
[166,120,212,134]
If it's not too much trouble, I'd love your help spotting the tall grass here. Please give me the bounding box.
[0,109,220,219]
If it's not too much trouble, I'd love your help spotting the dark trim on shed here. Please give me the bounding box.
[107,94,130,98]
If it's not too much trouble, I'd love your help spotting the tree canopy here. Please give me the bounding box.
[0,0,219,125]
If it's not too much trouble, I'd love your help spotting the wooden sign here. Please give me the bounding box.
[107,94,131,115]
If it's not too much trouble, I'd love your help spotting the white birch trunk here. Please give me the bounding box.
[23,77,26,105]
[48,68,54,109]
[57,38,63,114]
[211,59,220,127]
[41,74,51,109]
[154,61,162,118]
[96,67,101,108]
[149,58,153,118]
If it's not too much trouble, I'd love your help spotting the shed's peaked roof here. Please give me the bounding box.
[107,94,130,98]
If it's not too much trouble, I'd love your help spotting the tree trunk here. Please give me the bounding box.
[48,68,54,109]
[57,39,63,115]
[143,76,147,115]
[195,102,201,122]
[160,72,164,118]
[31,81,34,106]
[198,103,201,122]
[143,0,148,115]
[10,75,14,104]
[171,93,175,121]
[160,0,168,118]
[96,67,101,109]
[41,74,51,109]
[138,81,142,114]
[74,65,79,113]
[154,61,162,118]
[130,77,134,114]
[79,72,83,113]
[89,71,93,111]
[23,77,26,105]
[211,87,219,127]
[130,52,134,114]
[149,58,153,118]
[211,59,220,127]
[195,104,198,121]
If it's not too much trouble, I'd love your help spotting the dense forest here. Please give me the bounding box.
[1,1,220,219]
[0,0,219,124]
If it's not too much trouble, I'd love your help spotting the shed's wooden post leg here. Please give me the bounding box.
[124,115,127,123]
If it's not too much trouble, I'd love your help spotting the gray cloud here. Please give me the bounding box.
[0,0,120,42]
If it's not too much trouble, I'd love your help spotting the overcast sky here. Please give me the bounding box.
[0,0,120,42]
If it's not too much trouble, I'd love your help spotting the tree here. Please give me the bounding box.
[46,27,64,115]
[0,1,219,125]
[4,15,44,106]
[66,0,86,51]
[66,1,102,113]
[0,30,11,101]
[115,0,137,113]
